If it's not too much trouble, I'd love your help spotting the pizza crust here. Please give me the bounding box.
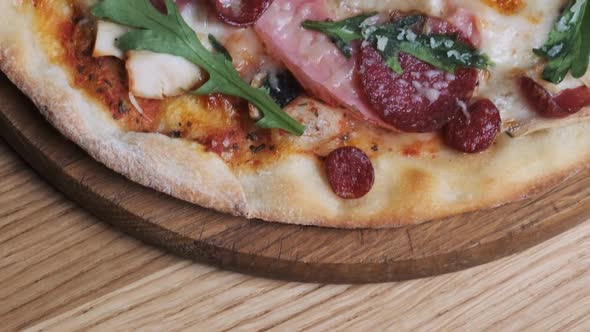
[0,3,247,217]
[2,1,590,228]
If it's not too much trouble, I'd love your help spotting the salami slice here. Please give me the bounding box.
[519,76,590,118]
[325,147,375,199]
[358,44,478,133]
[443,99,501,153]
[254,0,394,130]
[358,13,480,133]
[554,86,590,114]
[213,0,272,26]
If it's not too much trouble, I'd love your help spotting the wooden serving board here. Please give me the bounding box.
[1,73,589,284]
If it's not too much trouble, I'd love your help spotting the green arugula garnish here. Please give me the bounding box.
[302,13,377,57]
[371,22,493,74]
[303,14,493,74]
[92,0,305,136]
[534,0,590,84]
[208,34,233,61]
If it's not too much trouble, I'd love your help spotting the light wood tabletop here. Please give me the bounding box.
[0,140,589,332]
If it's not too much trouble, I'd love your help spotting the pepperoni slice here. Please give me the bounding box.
[518,76,588,118]
[443,99,501,153]
[358,44,478,133]
[358,15,479,133]
[214,0,272,27]
[325,147,375,199]
[554,86,590,114]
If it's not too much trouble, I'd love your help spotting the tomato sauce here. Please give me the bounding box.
[58,14,162,132]
[48,5,259,164]
[34,0,443,166]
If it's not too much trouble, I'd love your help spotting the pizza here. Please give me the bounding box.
[1,0,590,228]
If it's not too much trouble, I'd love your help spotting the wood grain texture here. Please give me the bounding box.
[1,73,590,284]
[0,73,590,283]
[0,141,589,331]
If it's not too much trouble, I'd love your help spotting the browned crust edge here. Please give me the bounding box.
[2,3,590,229]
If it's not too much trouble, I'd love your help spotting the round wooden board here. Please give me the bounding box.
[1,73,590,284]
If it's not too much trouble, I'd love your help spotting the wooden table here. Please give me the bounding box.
[1,140,589,332]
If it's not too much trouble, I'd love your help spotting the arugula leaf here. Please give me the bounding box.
[302,13,492,74]
[371,15,425,72]
[92,0,305,136]
[302,13,377,57]
[534,0,590,84]
[208,34,233,61]
[372,25,493,74]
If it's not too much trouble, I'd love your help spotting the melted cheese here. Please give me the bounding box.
[92,0,587,136]
[465,0,588,135]
[181,2,234,41]
[335,0,445,17]
[339,0,585,136]
[483,0,525,15]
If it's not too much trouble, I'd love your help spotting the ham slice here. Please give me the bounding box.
[254,0,393,129]
[445,7,481,48]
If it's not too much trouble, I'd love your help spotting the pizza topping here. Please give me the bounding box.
[254,0,393,130]
[93,18,205,99]
[430,9,481,48]
[370,17,491,73]
[92,0,304,136]
[208,34,233,61]
[518,76,590,118]
[304,13,492,75]
[301,12,489,132]
[213,0,272,27]
[93,21,131,59]
[300,12,378,58]
[554,85,590,113]
[482,0,525,15]
[443,99,501,153]
[248,70,302,120]
[325,147,375,199]
[262,71,303,108]
[152,0,192,13]
[358,42,479,133]
[534,0,590,84]
[125,50,204,99]
[128,92,148,118]
[518,76,567,118]
[67,2,590,159]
